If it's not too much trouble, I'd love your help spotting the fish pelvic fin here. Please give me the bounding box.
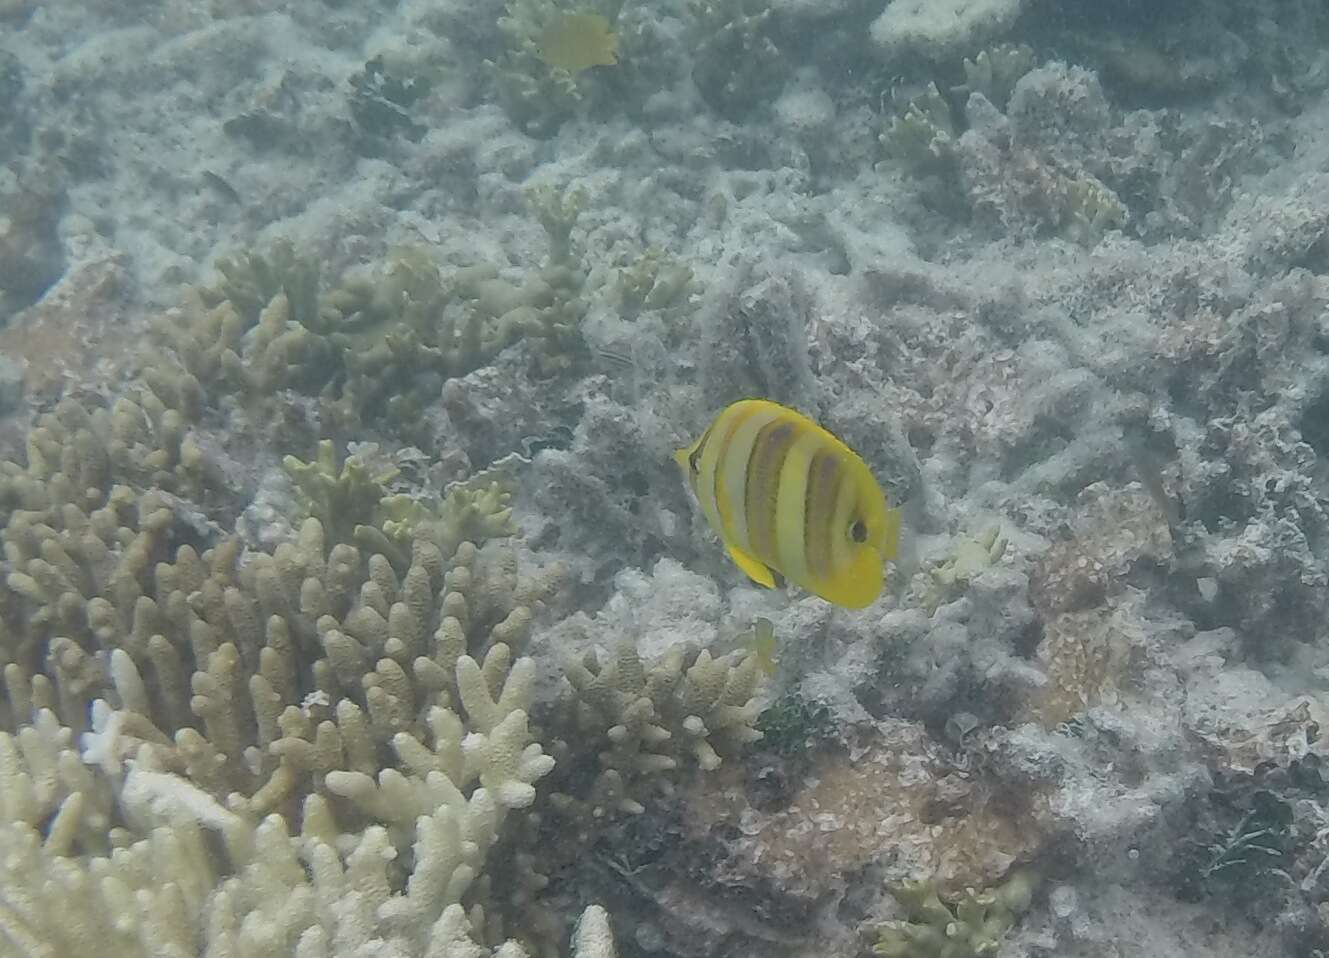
[726,542,778,589]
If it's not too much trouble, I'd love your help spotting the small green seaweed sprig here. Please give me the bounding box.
[1182,787,1293,899]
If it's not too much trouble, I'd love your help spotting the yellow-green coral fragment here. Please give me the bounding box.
[871,869,1038,958]
[916,524,1008,612]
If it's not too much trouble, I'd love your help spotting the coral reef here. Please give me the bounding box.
[949,64,1130,244]
[676,717,1046,927]
[0,422,670,955]
[879,53,1274,244]
[7,0,1329,955]
[0,775,618,957]
[0,208,753,953]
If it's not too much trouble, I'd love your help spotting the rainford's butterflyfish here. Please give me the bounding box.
[675,399,901,609]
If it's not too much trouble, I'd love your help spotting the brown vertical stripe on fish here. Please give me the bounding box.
[717,404,781,549]
[804,450,841,581]
[827,467,858,574]
[745,419,797,561]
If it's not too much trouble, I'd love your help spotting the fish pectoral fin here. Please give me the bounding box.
[726,543,778,589]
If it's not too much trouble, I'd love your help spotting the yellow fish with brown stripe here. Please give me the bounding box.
[675,399,901,609]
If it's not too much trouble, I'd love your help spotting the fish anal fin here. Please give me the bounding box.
[727,543,777,589]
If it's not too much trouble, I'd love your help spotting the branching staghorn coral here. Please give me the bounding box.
[0,728,616,957]
[0,433,556,801]
[0,174,738,955]
[546,638,766,819]
[281,439,517,568]
[880,44,1035,179]
[0,388,575,942]
[881,81,959,177]
[145,201,590,443]
[0,331,747,957]
[0,470,592,954]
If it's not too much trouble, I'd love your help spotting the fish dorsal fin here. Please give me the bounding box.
[726,542,778,589]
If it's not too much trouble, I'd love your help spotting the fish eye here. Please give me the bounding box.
[849,519,868,543]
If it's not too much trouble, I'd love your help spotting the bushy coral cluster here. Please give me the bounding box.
[0,404,760,952]
[146,187,591,447]
[869,869,1039,958]
[551,638,765,815]
[0,214,765,952]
